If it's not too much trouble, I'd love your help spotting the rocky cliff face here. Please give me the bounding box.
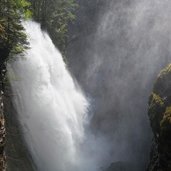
[0,91,6,171]
[105,162,138,171]
[148,64,171,171]
[4,86,35,171]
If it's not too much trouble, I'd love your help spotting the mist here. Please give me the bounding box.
[67,0,171,169]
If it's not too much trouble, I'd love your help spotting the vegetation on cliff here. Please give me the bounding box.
[29,0,78,53]
[148,64,171,171]
[0,0,31,61]
[0,0,77,61]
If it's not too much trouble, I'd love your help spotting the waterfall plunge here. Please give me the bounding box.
[8,21,90,171]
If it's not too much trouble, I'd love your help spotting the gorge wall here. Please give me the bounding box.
[4,86,35,171]
[148,64,171,171]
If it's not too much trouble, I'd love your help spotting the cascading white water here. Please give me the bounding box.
[7,21,89,171]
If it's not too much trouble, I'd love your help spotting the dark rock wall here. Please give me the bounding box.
[4,86,35,171]
[0,91,6,171]
[148,64,171,171]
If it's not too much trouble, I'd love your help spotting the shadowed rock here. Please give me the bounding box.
[105,161,137,171]
[148,64,171,171]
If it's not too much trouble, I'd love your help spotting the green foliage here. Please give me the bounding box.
[161,106,171,127]
[150,93,164,107]
[0,0,32,61]
[148,92,165,135]
[29,0,78,53]
[158,64,171,79]
[16,0,32,19]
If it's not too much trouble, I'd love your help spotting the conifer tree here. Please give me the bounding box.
[29,0,77,53]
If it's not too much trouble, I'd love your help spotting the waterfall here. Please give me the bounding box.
[7,21,89,171]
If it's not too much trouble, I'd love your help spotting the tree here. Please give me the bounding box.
[0,0,32,61]
[0,0,32,85]
[29,0,77,53]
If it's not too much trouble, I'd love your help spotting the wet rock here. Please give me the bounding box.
[4,87,35,171]
[105,161,137,171]
[148,64,171,171]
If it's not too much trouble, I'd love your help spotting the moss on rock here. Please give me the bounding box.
[148,93,165,137]
[148,64,171,171]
